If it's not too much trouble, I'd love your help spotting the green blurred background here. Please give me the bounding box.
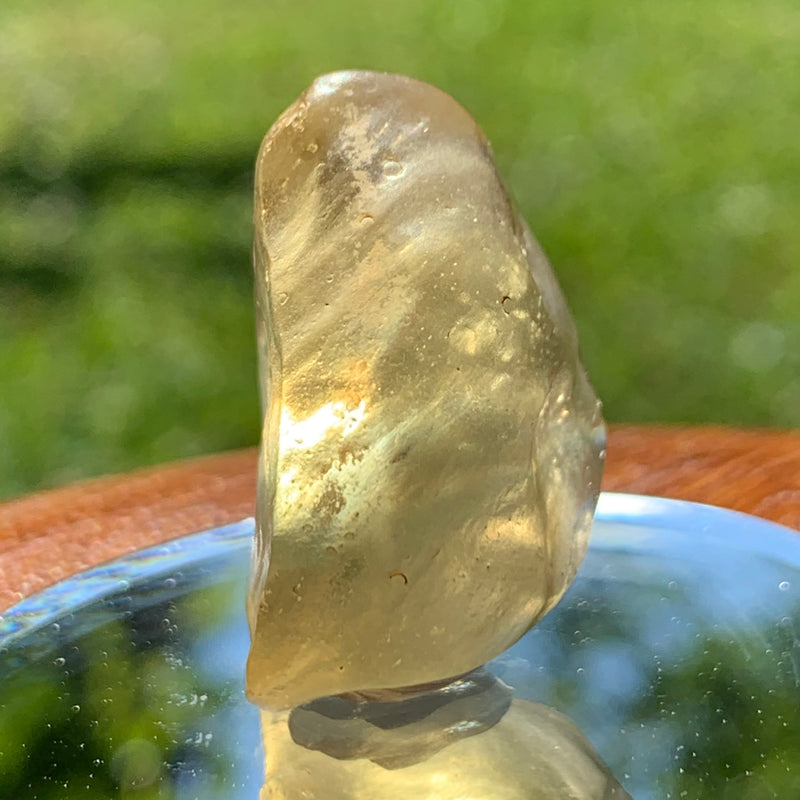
[1,0,798,501]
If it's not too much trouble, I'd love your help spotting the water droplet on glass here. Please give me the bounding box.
[54,657,66,667]
[278,292,289,306]
[779,581,790,592]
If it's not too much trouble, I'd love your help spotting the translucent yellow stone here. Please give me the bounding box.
[259,681,631,799]
[247,70,605,711]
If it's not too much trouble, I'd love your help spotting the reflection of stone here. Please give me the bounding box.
[288,669,512,769]
[260,673,630,799]
[247,70,605,711]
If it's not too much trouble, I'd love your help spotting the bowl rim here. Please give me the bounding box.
[1,492,797,647]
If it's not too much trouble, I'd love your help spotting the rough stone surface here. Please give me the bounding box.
[247,70,605,710]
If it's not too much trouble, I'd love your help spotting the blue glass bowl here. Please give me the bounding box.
[1,493,799,799]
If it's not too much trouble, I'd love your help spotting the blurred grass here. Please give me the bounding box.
[1,0,798,500]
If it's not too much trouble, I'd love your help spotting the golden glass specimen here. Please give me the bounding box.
[247,70,605,711]
[258,678,631,799]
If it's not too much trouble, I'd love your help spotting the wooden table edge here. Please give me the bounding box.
[1,424,799,612]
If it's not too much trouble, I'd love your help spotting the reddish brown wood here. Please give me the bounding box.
[0,449,258,613]
[1,426,798,612]
[602,425,800,530]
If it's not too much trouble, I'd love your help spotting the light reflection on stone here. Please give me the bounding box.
[246,70,609,796]
[260,672,630,799]
[247,69,604,711]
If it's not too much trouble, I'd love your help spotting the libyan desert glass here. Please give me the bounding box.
[248,70,605,710]
[2,494,800,799]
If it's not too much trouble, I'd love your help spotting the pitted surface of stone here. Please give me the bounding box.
[247,70,605,710]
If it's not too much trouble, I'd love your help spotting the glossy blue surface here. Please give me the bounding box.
[1,494,799,799]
